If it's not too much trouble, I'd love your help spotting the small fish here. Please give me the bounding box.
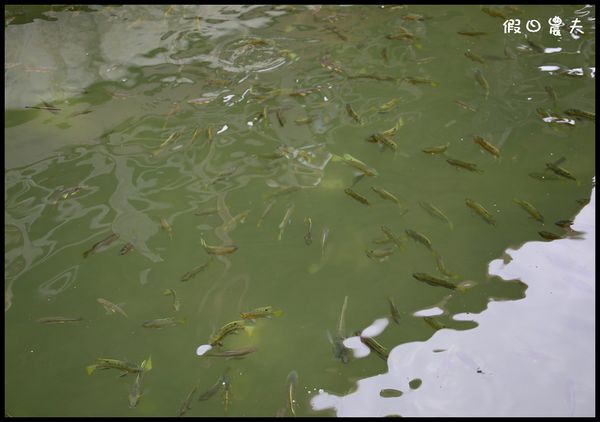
[474,69,489,99]
[203,347,257,359]
[304,217,313,245]
[413,273,470,292]
[423,316,445,331]
[366,248,395,260]
[209,320,251,347]
[160,217,173,240]
[178,384,198,416]
[387,297,401,324]
[555,219,574,230]
[381,226,404,249]
[466,199,496,226]
[37,316,83,324]
[546,162,576,181]
[142,316,186,329]
[422,143,449,154]
[371,186,401,205]
[513,199,544,222]
[344,188,370,206]
[200,238,238,255]
[164,289,181,312]
[83,233,119,258]
[563,109,595,121]
[181,258,213,281]
[539,231,563,240]
[240,306,284,320]
[431,250,459,279]
[465,50,486,64]
[406,229,433,251]
[446,158,483,173]
[457,31,488,36]
[419,201,453,230]
[278,203,295,241]
[128,372,144,408]
[378,98,401,113]
[194,207,219,216]
[119,242,134,256]
[87,357,151,376]
[367,133,398,151]
[528,172,560,181]
[346,104,362,124]
[257,199,276,228]
[321,227,330,257]
[481,6,507,19]
[275,109,286,127]
[454,100,478,112]
[338,153,378,176]
[473,136,500,158]
[356,332,389,360]
[287,370,298,416]
[97,298,128,318]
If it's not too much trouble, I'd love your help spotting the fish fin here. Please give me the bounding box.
[86,365,97,375]
[142,357,152,372]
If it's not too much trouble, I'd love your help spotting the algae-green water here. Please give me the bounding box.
[4,5,595,417]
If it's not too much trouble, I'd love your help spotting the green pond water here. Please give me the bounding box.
[4,5,595,417]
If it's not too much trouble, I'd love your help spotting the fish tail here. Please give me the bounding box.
[86,365,97,375]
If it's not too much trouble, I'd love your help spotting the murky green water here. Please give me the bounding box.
[5,5,595,417]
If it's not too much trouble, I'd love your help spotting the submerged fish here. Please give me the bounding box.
[344,188,370,206]
[539,230,563,240]
[142,316,186,329]
[257,199,276,228]
[388,297,401,324]
[287,370,298,416]
[37,316,83,324]
[446,158,483,173]
[83,233,120,258]
[178,384,198,416]
[413,273,470,292]
[160,217,173,240]
[418,201,453,230]
[422,143,449,154]
[346,104,362,124]
[240,306,283,320]
[474,69,489,99]
[473,136,500,158]
[563,109,595,121]
[163,289,181,312]
[128,372,144,408]
[513,198,544,222]
[466,199,496,226]
[209,320,252,347]
[201,238,238,255]
[278,203,295,241]
[87,356,152,376]
[304,217,313,245]
[406,229,433,251]
[356,332,389,361]
[181,258,213,281]
[98,298,128,318]
[203,347,257,359]
[321,227,330,257]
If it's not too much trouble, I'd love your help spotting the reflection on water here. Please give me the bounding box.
[5,4,595,417]
[312,187,595,416]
